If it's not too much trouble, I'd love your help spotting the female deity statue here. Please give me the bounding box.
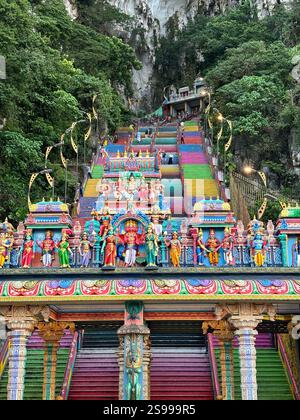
[221,228,235,266]
[57,232,73,268]
[165,232,181,267]
[37,231,55,267]
[78,232,94,268]
[127,173,137,196]
[99,208,112,237]
[145,225,159,269]
[101,226,117,269]
[0,233,8,269]
[196,229,207,266]
[205,229,221,266]
[21,231,35,269]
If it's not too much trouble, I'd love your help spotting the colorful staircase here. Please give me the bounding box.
[0,331,72,400]
[149,321,214,400]
[68,325,121,400]
[214,333,294,400]
[179,144,219,199]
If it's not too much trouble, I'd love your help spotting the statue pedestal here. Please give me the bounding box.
[101,265,116,271]
[145,265,158,271]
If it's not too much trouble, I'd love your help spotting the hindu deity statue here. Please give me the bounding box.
[165,232,182,267]
[0,233,9,269]
[57,232,73,268]
[221,227,235,266]
[205,229,221,266]
[120,220,145,267]
[151,215,163,238]
[126,345,142,400]
[78,232,94,268]
[99,207,112,237]
[145,225,159,269]
[297,238,300,267]
[138,177,149,202]
[21,230,35,269]
[196,229,207,266]
[37,231,55,267]
[101,226,117,269]
[127,173,137,197]
[250,233,267,267]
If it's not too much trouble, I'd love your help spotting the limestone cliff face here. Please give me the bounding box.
[97,0,291,104]
[64,0,290,104]
[63,0,78,20]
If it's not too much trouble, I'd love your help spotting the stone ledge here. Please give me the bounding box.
[0,266,299,278]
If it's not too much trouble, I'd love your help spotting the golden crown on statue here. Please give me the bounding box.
[125,220,138,229]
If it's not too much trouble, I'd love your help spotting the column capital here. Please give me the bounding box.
[216,303,276,330]
[37,321,75,344]
[0,305,50,332]
[202,320,234,342]
[118,324,150,337]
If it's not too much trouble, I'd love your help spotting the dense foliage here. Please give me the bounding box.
[155,2,300,203]
[0,0,140,221]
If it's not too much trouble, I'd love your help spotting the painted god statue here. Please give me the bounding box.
[21,230,35,269]
[0,233,9,269]
[99,208,112,237]
[250,233,267,267]
[297,238,300,267]
[196,229,207,266]
[205,229,221,266]
[145,225,159,269]
[57,232,73,268]
[37,231,55,267]
[119,220,145,267]
[102,226,117,269]
[221,227,235,266]
[79,232,94,268]
[126,346,142,400]
[165,232,181,267]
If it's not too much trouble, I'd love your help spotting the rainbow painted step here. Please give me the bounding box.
[150,348,214,400]
[214,334,294,400]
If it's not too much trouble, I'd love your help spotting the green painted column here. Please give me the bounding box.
[38,321,74,400]
[278,233,288,267]
[117,302,151,400]
[219,338,235,400]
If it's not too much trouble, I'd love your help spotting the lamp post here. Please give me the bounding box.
[28,169,53,209]
[45,142,64,168]
[64,159,69,204]
[243,166,267,188]
[0,56,6,131]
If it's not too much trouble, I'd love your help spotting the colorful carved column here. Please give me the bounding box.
[117,301,151,400]
[37,321,75,400]
[203,320,235,400]
[278,233,288,267]
[0,305,50,400]
[222,303,276,401]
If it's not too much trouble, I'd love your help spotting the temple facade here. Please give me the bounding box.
[0,118,300,401]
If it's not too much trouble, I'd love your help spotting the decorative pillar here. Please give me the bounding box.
[0,305,50,400]
[203,320,235,400]
[221,303,276,401]
[117,301,151,400]
[278,233,288,267]
[37,321,75,400]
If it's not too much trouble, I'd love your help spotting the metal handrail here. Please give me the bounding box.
[60,331,80,400]
[207,333,222,400]
[0,338,10,380]
[277,334,300,400]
